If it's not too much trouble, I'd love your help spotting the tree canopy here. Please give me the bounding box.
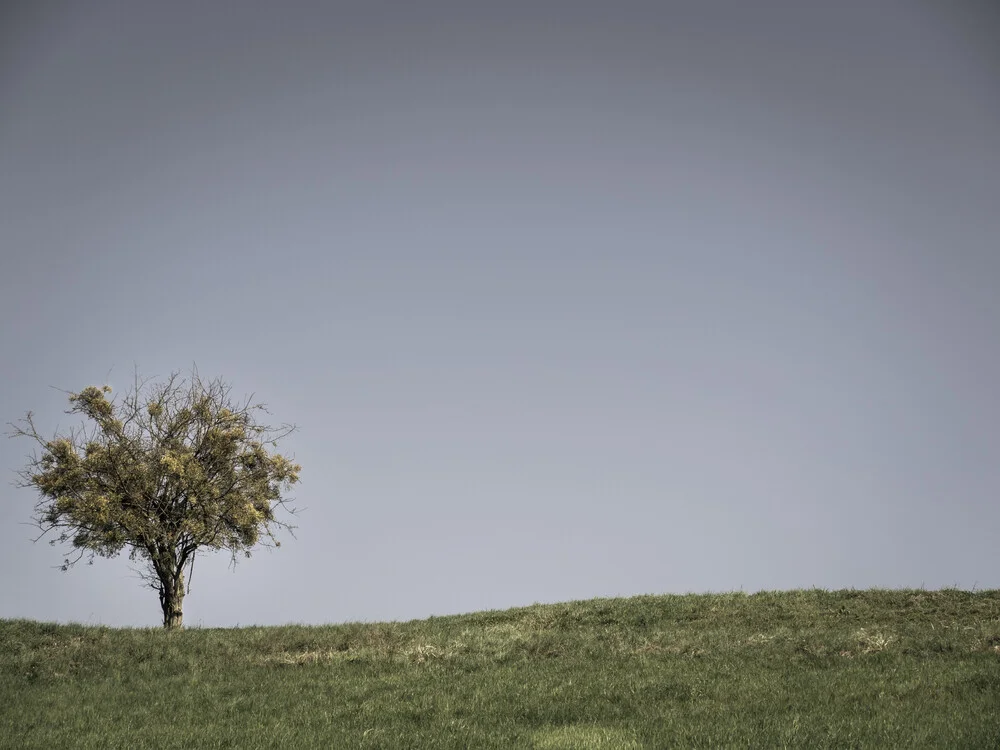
[10,369,301,628]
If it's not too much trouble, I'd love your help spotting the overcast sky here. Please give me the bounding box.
[2,1,999,628]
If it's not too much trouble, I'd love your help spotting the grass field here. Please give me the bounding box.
[2,588,999,748]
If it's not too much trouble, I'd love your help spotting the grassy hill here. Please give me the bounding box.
[2,588,999,748]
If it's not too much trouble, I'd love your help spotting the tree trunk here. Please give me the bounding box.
[159,569,185,629]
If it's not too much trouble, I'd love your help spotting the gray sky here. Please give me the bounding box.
[2,1,999,627]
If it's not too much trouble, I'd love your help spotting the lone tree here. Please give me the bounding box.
[9,369,301,629]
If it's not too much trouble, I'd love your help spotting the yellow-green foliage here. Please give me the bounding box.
[11,371,300,623]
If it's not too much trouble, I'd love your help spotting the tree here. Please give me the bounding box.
[9,369,301,629]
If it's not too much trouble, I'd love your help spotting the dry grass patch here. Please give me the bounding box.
[531,725,641,749]
[855,628,896,654]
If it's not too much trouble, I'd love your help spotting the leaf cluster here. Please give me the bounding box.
[9,370,300,579]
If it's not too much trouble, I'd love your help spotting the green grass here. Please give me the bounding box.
[2,589,999,748]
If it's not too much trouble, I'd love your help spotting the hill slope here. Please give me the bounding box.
[2,589,999,748]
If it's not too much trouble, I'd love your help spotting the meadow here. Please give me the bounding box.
[2,588,998,748]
